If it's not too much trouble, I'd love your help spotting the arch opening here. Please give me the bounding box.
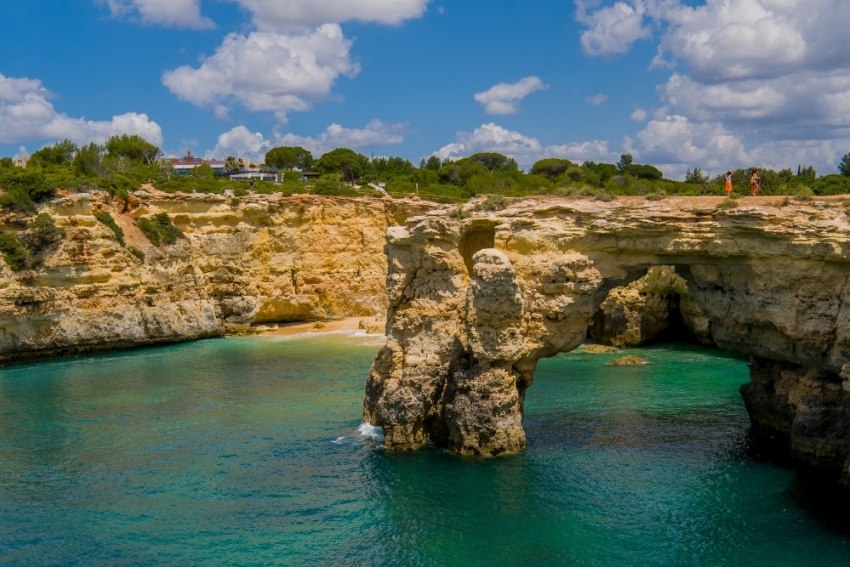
[588,265,702,349]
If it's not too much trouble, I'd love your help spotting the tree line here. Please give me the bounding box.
[3,137,850,215]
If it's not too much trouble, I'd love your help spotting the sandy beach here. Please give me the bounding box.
[256,317,386,337]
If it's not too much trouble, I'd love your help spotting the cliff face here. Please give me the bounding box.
[362,196,850,483]
[0,190,434,364]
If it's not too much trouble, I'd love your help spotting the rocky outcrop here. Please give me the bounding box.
[0,190,434,364]
[589,265,689,347]
[362,196,850,483]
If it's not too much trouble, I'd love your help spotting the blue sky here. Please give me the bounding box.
[2,0,849,178]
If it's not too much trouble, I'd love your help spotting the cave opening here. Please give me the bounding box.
[459,223,496,276]
[587,264,703,349]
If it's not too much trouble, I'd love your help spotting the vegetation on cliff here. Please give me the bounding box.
[93,210,125,246]
[138,213,184,247]
[3,139,850,220]
[0,213,65,270]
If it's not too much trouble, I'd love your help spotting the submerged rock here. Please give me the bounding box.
[608,355,650,366]
[585,344,619,354]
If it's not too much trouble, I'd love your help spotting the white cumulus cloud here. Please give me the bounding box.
[162,25,359,123]
[233,0,431,31]
[100,0,213,29]
[434,123,542,164]
[474,76,548,115]
[433,123,614,169]
[210,125,270,161]
[277,120,408,155]
[577,0,650,56]
[0,72,162,146]
[546,140,614,163]
[576,0,850,176]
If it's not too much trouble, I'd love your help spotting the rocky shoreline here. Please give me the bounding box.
[6,191,850,486]
[0,190,433,365]
[361,195,850,485]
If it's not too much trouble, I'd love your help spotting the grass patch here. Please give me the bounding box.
[93,210,125,245]
[128,246,145,261]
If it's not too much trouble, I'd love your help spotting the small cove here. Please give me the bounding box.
[1,335,847,565]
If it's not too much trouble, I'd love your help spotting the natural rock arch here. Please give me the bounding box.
[363,198,850,484]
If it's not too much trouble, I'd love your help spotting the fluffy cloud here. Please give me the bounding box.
[546,140,614,163]
[632,112,850,178]
[210,126,270,161]
[474,76,548,115]
[100,0,213,29]
[634,114,748,170]
[434,123,542,164]
[277,120,408,155]
[161,1,431,123]
[577,0,650,56]
[163,25,358,123]
[0,72,162,146]
[652,0,849,83]
[433,122,614,169]
[577,0,850,176]
[233,0,431,31]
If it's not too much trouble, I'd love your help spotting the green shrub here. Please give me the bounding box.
[105,173,136,200]
[138,213,184,246]
[0,189,36,213]
[27,213,65,251]
[93,210,125,245]
[0,169,54,202]
[451,205,469,219]
[478,194,507,211]
[0,232,28,270]
[810,174,850,196]
[311,175,360,196]
[128,246,145,261]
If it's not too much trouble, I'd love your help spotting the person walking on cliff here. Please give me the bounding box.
[750,168,761,196]
[724,170,733,196]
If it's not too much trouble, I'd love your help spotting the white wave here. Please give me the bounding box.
[357,422,385,443]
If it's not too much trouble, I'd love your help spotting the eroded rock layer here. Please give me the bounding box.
[362,196,850,483]
[0,190,434,363]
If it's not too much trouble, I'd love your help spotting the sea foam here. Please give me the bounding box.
[357,422,384,443]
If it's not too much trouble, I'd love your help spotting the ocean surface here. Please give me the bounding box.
[1,333,848,566]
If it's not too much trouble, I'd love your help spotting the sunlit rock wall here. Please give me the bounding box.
[0,190,434,364]
[363,196,850,483]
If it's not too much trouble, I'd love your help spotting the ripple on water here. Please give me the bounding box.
[1,338,849,565]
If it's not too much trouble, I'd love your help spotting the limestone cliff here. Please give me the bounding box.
[0,190,434,364]
[362,196,850,484]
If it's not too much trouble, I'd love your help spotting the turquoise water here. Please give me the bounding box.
[1,335,848,566]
